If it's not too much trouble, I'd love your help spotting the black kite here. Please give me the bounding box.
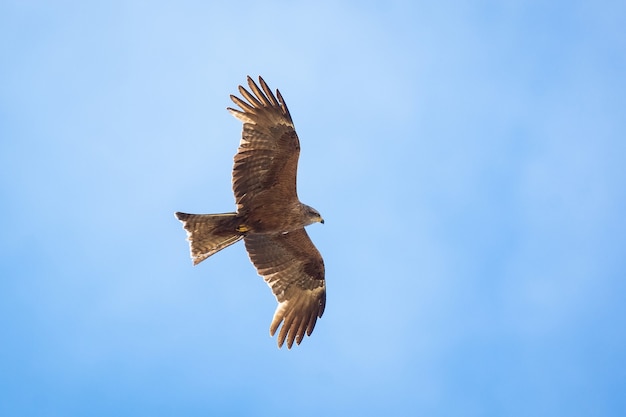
[175,76,325,349]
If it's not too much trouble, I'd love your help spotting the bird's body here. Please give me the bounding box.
[175,76,325,349]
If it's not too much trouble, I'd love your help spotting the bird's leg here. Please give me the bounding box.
[236,224,250,233]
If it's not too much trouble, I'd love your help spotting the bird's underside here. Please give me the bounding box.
[175,76,325,349]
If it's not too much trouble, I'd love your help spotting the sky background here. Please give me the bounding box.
[1,0,625,416]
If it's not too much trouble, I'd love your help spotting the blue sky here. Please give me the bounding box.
[1,0,625,415]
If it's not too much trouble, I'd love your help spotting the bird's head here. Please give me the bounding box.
[303,204,324,225]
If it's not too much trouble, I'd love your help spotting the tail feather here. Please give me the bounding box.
[174,212,243,265]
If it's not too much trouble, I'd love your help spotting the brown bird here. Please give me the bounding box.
[175,76,325,349]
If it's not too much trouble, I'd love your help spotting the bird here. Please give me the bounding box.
[175,76,325,349]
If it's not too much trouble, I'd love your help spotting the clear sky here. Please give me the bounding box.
[1,1,625,416]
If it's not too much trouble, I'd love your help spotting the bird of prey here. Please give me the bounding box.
[175,76,325,349]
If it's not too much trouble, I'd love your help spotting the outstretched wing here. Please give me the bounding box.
[244,229,326,349]
[227,76,300,213]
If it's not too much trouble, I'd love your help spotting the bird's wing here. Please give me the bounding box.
[227,76,301,213]
[244,229,325,349]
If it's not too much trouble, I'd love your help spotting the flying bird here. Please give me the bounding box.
[175,76,325,349]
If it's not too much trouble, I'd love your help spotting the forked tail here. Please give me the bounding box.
[174,212,243,265]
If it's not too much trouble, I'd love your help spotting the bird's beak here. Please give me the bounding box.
[320,217,325,224]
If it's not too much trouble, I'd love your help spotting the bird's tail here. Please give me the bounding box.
[174,212,244,265]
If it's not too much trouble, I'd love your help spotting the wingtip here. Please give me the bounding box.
[247,74,265,84]
[273,329,287,350]
[246,75,256,90]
